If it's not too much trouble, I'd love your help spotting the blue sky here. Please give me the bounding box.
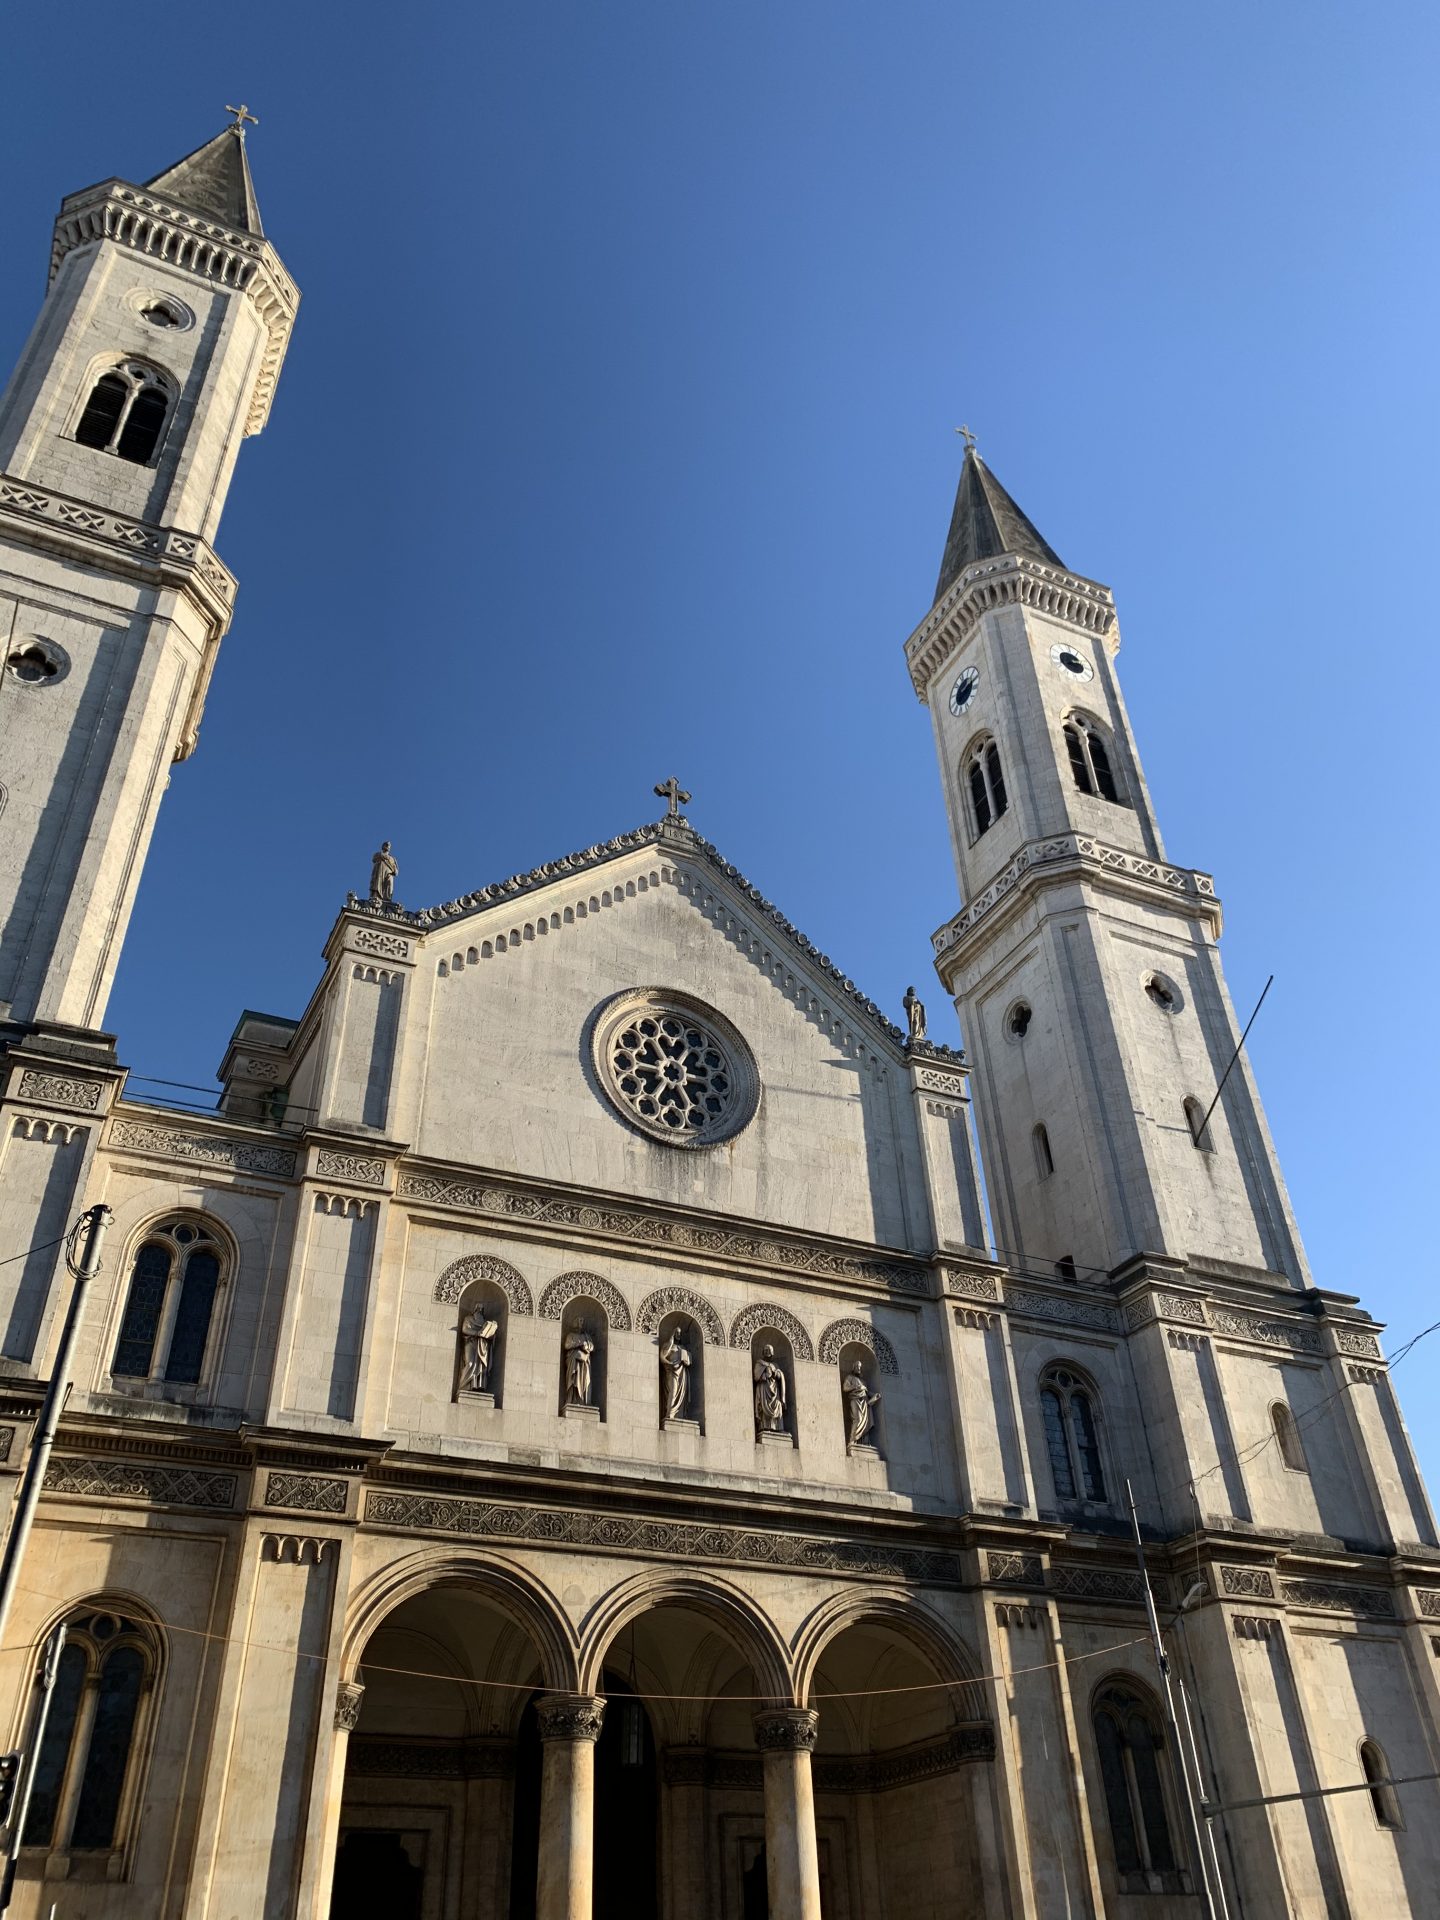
[4,4,1438,1477]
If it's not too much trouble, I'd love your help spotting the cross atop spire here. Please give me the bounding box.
[956,424,978,454]
[225,103,260,135]
[654,777,691,820]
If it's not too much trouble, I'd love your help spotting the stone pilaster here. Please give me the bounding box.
[753,1708,822,1920]
[534,1693,605,1920]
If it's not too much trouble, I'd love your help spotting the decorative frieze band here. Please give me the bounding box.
[943,1266,1003,1302]
[1220,1565,1275,1599]
[313,1150,387,1187]
[1334,1329,1383,1359]
[1210,1309,1322,1354]
[264,1473,348,1515]
[0,477,238,604]
[1005,1288,1121,1334]
[44,1455,236,1509]
[108,1118,297,1178]
[1415,1590,1440,1619]
[986,1551,1045,1589]
[1279,1578,1394,1619]
[397,1171,928,1296]
[14,1070,104,1111]
[363,1488,964,1584]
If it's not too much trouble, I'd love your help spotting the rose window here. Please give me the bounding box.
[592,990,759,1148]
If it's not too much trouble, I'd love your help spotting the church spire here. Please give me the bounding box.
[145,115,263,235]
[933,446,1063,603]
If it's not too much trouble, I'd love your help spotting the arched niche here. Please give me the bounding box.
[750,1328,795,1447]
[560,1295,607,1422]
[454,1276,509,1408]
[656,1311,704,1430]
[836,1340,883,1456]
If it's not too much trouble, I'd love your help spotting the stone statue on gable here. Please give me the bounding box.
[903,985,927,1042]
[369,841,398,907]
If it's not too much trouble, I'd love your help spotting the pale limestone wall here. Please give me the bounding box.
[0,237,269,542]
[381,855,931,1253]
[0,1120,86,1363]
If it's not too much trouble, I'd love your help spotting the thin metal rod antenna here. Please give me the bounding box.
[1192,975,1273,1145]
[1174,1672,1231,1919]
[0,1623,66,1913]
[0,1205,112,1650]
[1204,1769,1440,1817]
[1125,1481,1222,1920]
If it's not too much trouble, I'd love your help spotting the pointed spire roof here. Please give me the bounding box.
[933,448,1062,603]
[145,125,263,236]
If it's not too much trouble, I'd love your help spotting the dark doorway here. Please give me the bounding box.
[743,1843,769,1919]
[594,1676,658,1920]
[330,1829,423,1920]
[509,1697,543,1920]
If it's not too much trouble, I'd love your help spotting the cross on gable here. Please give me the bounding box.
[654,777,692,819]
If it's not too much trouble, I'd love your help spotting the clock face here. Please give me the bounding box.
[1050,642,1094,682]
[949,666,979,716]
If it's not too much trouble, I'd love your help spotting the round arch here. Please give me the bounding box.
[791,1587,986,1714]
[339,1547,579,1692]
[577,1568,793,1701]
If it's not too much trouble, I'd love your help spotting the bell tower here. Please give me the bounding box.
[907,445,1309,1287]
[0,115,296,1041]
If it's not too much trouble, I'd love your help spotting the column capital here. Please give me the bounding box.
[535,1692,606,1744]
[334,1679,365,1731]
[753,1707,819,1753]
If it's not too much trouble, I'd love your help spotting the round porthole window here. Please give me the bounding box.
[1144,971,1183,1012]
[591,989,759,1148]
[1005,1000,1033,1041]
[126,289,194,331]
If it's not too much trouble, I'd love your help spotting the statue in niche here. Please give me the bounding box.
[564,1322,596,1406]
[459,1306,499,1392]
[659,1328,692,1421]
[753,1344,787,1435]
[903,984,927,1042]
[368,841,398,906]
[842,1364,880,1446]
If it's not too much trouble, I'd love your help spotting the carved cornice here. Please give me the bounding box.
[0,476,236,610]
[340,817,965,1068]
[932,834,1219,968]
[363,1487,965,1585]
[50,180,298,436]
[398,1166,929,1299]
[904,552,1117,702]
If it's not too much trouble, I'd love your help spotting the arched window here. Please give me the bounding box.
[1063,714,1125,804]
[1093,1683,1181,1889]
[73,361,171,464]
[1271,1401,1306,1473]
[23,1608,156,1857]
[1033,1123,1054,1178]
[111,1218,224,1385]
[1054,1254,1078,1283]
[1039,1364,1107,1503]
[1360,1739,1401,1828]
[964,737,1008,837]
[1183,1096,1214,1152]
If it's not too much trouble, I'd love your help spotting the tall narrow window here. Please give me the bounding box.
[1063,715,1125,804]
[1360,1740,1401,1828]
[1039,1365,1107,1503]
[964,737,1008,838]
[111,1218,225,1386]
[1033,1123,1054,1178]
[1271,1401,1306,1472]
[1055,1253,1077,1282]
[22,1610,156,1856]
[1183,1096,1213,1152]
[72,361,171,464]
[1093,1684,1180,1889]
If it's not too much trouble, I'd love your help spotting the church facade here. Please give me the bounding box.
[0,122,1437,1920]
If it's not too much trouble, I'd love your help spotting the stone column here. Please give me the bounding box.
[534,1693,606,1920]
[753,1708,822,1920]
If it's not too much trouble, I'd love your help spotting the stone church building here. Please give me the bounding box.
[0,119,1437,1920]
